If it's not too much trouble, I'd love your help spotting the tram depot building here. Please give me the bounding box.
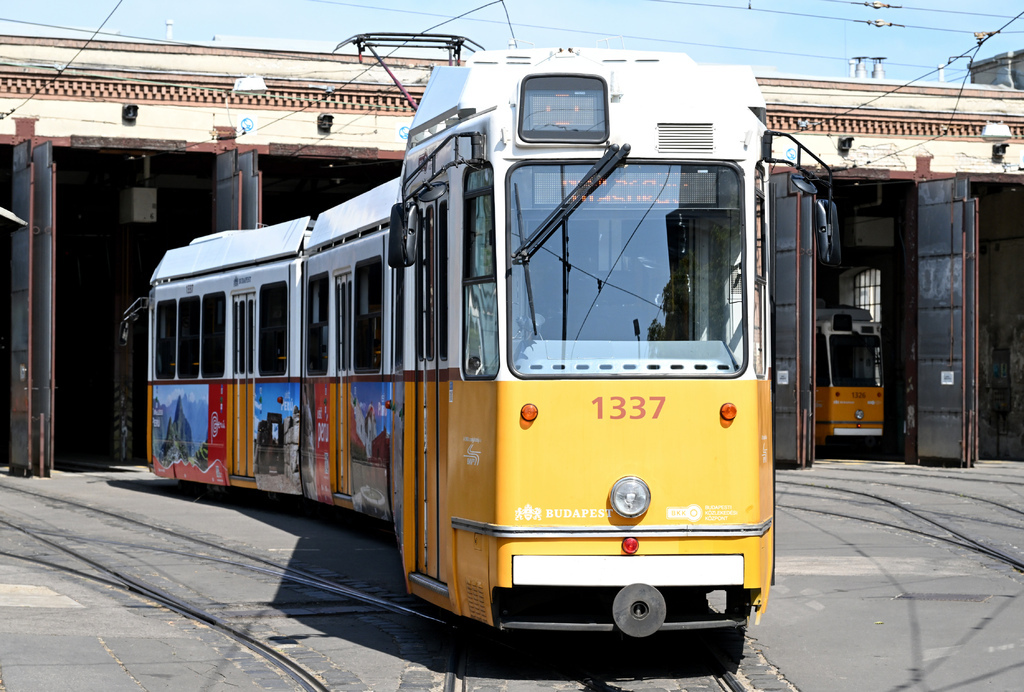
[3,31,1024,471]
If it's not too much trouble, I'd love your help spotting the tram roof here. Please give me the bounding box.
[307,178,399,252]
[818,306,874,323]
[411,47,763,140]
[150,216,310,283]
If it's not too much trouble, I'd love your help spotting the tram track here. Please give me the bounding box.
[804,461,1024,487]
[809,477,1024,517]
[0,477,779,691]
[0,478,451,691]
[446,627,753,692]
[0,480,441,622]
[777,481,1024,573]
[0,511,332,692]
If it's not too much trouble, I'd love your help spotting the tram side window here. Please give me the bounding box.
[355,260,383,371]
[155,300,176,379]
[463,166,499,379]
[308,274,329,375]
[201,293,226,378]
[439,200,449,361]
[233,301,245,375]
[178,297,201,379]
[259,283,288,376]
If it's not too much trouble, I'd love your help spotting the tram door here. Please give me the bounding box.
[415,202,449,583]
[232,293,255,477]
[334,272,351,495]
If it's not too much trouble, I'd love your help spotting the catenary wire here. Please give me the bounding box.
[2,0,125,119]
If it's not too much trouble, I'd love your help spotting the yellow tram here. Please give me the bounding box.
[815,306,884,448]
[144,45,841,637]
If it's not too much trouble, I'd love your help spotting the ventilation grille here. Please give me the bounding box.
[465,579,488,622]
[658,123,715,153]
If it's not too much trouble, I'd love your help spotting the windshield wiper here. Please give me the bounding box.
[511,143,631,264]
[513,182,539,336]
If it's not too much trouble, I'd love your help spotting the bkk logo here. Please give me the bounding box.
[667,504,702,521]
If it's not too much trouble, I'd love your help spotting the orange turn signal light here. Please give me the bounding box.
[521,403,539,422]
[720,402,738,422]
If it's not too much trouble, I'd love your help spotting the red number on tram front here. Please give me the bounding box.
[591,396,666,420]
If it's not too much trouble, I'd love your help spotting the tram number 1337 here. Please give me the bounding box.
[591,396,666,420]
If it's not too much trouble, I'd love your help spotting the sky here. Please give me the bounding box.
[2,0,1024,85]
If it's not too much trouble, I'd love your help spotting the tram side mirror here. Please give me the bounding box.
[790,173,818,195]
[761,131,774,162]
[118,320,130,347]
[814,199,842,267]
[416,182,447,203]
[387,203,418,269]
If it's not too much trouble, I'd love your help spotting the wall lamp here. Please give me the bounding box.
[838,136,854,153]
[122,103,138,123]
[981,121,1012,140]
[993,143,1009,159]
[232,75,267,94]
[317,113,334,134]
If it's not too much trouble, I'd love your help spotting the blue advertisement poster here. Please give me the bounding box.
[253,382,303,494]
[349,381,393,520]
[151,384,228,485]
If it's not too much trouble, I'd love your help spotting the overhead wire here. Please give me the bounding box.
[643,0,991,35]
[1,0,125,119]
[808,0,1019,22]
[805,7,1024,169]
[0,9,954,77]
[2,1,1020,165]
[257,0,505,145]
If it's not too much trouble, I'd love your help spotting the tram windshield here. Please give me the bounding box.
[829,333,882,387]
[509,163,744,376]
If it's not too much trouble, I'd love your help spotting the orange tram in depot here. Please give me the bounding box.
[815,306,884,449]
[141,46,841,637]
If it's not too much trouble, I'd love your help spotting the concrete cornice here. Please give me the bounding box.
[767,103,1024,141]
[0,70,421,115]
[757,75,1024,101]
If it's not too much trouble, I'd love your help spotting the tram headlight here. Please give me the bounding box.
[855,409,865,420]
[610,476,651,519]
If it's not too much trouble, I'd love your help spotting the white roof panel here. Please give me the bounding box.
[151,216,309,283]
[307,178,399,252]
[409,66,471,138]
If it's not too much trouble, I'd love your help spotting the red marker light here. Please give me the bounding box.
[622,537,639,555]
[277,396,284,404]
[521,403,539,422]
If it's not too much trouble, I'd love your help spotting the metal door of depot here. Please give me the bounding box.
[10,140,56,477]
[215,149,260,232]
[771,173,816,468]
[916,178,978,466]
